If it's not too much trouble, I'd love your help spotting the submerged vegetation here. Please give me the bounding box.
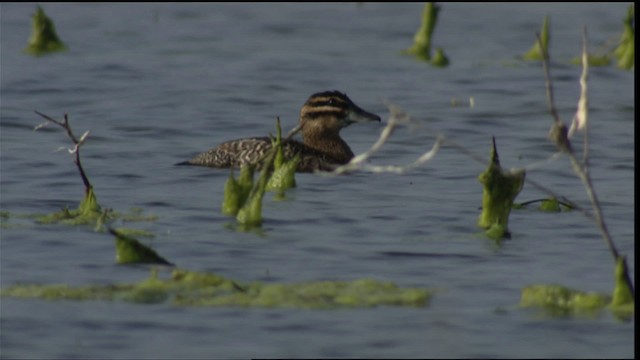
[0,267,431,309]
[24,6,67,56]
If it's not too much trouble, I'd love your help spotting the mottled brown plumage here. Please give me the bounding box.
[182,91,381,172]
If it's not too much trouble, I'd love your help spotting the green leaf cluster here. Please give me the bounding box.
[222,118,299,229]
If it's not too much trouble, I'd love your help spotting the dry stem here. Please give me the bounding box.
[34,111,92,193]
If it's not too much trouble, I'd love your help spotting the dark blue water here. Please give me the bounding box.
[1,3,634,358]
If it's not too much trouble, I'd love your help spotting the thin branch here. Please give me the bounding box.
[34,111,92,192]
[325,100,442,175]
[537,32,562,127]
[536,29,633,297]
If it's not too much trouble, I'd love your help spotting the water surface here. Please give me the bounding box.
[0,3,634,358]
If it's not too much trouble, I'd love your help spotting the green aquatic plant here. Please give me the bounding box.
[227,117,299,229]
[611,256,633,309]
[430,47,449,67]
[403,2,449,67]
[32,112,159,231]
[477,137,525,240]
[221,165,254,216]
[520,284,610,317]
[111,228,172,265]
[35,186,116,226]
[520,257,634,319]
[34,111,104,225]
[24,5,67,56]
[236,162,269,228]
[0,268,431,309]
[522,15,549,61]
[266,118,300,192]
[568,6,633,69]
[613,4,634,70]
[533,26,635,307]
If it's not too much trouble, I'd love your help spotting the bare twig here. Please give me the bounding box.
[34,111,92,193]
[536,29,633,297]
[325,101,443,175]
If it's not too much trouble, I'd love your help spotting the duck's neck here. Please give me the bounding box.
[302,129,354,164]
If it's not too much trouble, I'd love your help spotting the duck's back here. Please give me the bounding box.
[183,137,343,172]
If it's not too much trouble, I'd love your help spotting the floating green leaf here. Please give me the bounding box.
[24,6,67,56]
[522,15,549,61]
[1,268,431,309]
[477,137,525,239]
[111,228,172,265]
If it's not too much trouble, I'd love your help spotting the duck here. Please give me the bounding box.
[180,91,381,172]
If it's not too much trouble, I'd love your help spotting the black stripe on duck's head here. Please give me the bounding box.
[299,91,381,135]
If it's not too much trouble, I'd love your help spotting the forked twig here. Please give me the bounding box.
[327,101,443,175]
[34,111,92,193]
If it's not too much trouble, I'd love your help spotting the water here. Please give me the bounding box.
[0,2,634,358]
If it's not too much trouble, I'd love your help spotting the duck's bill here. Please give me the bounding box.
[347,106,382,124]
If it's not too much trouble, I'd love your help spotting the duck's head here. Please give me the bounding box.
[298,90,381,138]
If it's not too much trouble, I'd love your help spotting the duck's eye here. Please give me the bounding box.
[327,98,335,105]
